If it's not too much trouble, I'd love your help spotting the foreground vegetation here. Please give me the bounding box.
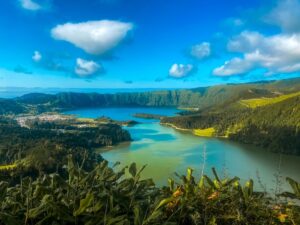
[0,153,299,225]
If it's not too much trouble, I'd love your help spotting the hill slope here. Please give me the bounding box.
[1,77,300,154]
[11,77,300,112]
[239,91,300,108]
[162,94,300,155]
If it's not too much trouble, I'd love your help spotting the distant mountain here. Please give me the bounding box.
[12,77,300,111]
[0,87,177,99]
[17,93,56,104]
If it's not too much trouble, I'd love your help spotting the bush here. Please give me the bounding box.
[0,156,299,225]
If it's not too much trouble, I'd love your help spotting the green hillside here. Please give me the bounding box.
[239,91,300,108]
[161,94,300,155]
[0,99,27,115]
[229,95,300,154]
[1,77,300,154]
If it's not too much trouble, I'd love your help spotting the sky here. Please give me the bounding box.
[0,0,300,88]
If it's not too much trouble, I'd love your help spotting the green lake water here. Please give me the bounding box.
[65,107,300,191]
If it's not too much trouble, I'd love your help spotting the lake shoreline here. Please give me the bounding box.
[160,122,228,138]
[63,106,300,191]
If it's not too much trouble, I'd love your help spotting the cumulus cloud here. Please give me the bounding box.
[190,42,211,60]
[265,0,300,33]
[75,58,103,77]
[213,31,300,76]
[213,58,253,76]
[51,20,133,55]
[169,64,196,78]
[20,0,42,11]
[32,51,42,62]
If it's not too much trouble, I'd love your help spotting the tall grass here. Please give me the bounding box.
[239,91,300,108]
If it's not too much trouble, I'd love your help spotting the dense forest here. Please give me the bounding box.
[0,116,131,176]
[161,94,300,155]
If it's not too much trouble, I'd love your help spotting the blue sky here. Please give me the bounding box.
[0,0,300,88]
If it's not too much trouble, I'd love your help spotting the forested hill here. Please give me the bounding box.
[0,77,299,154]
[161,93,300,155]
[7,77,300,112]
[0,98,27,115]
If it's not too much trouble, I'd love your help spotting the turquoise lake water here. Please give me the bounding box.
[64,107,300,191]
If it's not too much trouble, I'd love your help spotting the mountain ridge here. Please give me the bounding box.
[8,77,300,112]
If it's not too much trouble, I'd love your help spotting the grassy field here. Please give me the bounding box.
[0,164,17,171]
[193,127,215,137]
[239,91,300,108]
[77,118,95,123]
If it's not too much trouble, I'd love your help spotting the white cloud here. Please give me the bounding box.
[75,58,103,77]
[227,31,263,53]
[51,20,133,55]
[213,31,300,76]
[169,64,195,78]
[32,51,42,62]
[265,0,300,33]
[190,42,211,60]
[213,57,254,76]
[20,0,42,11]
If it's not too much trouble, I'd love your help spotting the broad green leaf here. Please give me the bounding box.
[203,175,217,189]
[154,197,175,211]
[168,178,175,191]
[223,177,240,187]
[129,163,137,177]
[212,167,221,183]
[286,177,300,198]
[245,179,254,197]
[187,168,193,182]
[198,176,205,189]
[133,205,141,225]
[73,192,94,216]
